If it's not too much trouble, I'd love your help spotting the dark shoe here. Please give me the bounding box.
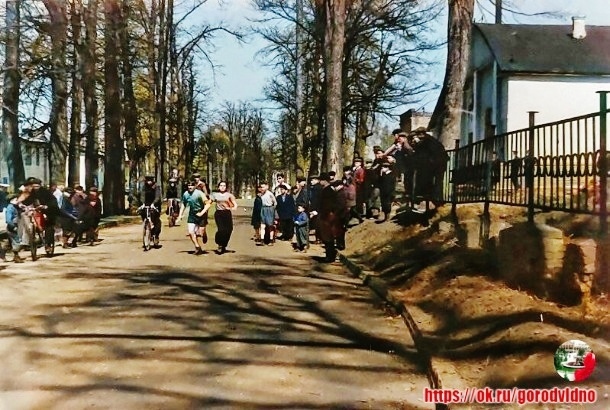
[194,247,204,255]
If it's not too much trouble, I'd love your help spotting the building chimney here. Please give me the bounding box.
[572,16,586,39]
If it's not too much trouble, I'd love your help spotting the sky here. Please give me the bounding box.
[195,0,610,120]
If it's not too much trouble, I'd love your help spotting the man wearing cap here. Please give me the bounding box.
[365,148,387,219]
[293,176,309,208]
[272,173,292,196]
[191,172,208,195]
[385,130,415,202]
[140,175,163,247]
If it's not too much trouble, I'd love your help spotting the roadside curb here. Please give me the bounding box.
[338,252,453,410]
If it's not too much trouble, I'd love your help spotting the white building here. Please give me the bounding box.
[462,19,610,147]
[0,130,50,187]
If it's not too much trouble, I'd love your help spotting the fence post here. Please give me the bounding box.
[597,91,609,236]
[526,111,538,223]
[597,91,610,293]
[451,139,460,216]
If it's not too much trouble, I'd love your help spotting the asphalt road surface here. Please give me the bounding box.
[0,207,431,409]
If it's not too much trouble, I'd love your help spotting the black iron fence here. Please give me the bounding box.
[440,91,610,232]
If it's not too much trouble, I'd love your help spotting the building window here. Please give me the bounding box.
[24,147,32,166]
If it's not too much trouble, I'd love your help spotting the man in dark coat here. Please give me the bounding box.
[408,128,449,207]
[315,174,345,262]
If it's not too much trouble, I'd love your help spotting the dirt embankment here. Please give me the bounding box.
[343,203,610,405]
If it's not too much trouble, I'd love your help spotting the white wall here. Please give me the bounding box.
[506,76,610,132]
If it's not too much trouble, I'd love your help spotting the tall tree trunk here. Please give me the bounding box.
[42,0,69,185]
[119,0,139,200]
[429,0,474,148]
[322,0,347,173]
[68,0,83,187]
[83,0,99,188]
[156,0,171,186]
[103,0,124,215]
[2,0,25,190]
[354,109,369,157]
[294,0,306,179]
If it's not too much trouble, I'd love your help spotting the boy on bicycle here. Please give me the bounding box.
[140,175,162,247]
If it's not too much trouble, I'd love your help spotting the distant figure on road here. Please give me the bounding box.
[251,185,263,243]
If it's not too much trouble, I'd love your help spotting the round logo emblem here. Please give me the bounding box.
[554,340,596,382]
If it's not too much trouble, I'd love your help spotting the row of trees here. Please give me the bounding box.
[1,0,231,214]
[0,0,527,215]
[254,0,442,178]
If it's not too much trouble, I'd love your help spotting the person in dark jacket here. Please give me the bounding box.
[308,175,322,243]
[408,128,449,207]
[276,184,296,241]
[378,162,396,223]
[88,186,103,244]
[70,186,95,247]
[251,185,263,243]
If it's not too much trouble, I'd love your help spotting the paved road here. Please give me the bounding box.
[0,208,430,409]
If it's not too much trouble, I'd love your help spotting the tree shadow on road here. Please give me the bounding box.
[0,255,430,409]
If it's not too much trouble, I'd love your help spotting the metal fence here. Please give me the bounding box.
[440,92,610,232]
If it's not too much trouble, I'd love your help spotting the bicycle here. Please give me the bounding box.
[138,204,157,251]
[20,204,55,261]
[167,198,180,227]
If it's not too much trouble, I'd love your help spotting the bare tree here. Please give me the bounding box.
[2,0,26,190]
[41,0,69,184]
[67,0,83,187]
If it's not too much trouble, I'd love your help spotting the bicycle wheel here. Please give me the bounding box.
[143,221,152,251]
[169,212,176,227]
[29,223,37,261]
